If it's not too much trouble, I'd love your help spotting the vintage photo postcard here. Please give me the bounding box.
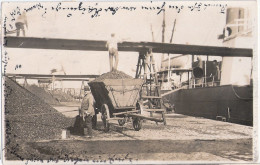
[1,1,258,164]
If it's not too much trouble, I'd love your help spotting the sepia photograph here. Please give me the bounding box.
[1,1,258,164]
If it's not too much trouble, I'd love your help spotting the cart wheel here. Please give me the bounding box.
[118,119,126,126]
[101,104,110,132]
[133,117,142,131]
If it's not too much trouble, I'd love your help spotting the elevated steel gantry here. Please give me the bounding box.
[4,36,252,57]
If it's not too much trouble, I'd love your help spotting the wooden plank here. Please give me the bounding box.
[113,110,140,116]
[113,106,135,110]
[4,36,253,57]
[126,113,164,122]
[143,109,165,112]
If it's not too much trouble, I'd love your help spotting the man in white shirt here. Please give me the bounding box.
[106,33,121,71]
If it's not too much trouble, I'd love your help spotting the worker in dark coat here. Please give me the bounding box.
[80,86,95,138]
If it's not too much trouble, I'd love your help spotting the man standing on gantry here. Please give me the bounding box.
[15,11,28,37]
[106,33,121,71]
[106,33,131,71]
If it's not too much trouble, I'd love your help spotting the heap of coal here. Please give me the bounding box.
[52,90,74,102]
[92,70,133,82]
[25,84,60,105]
[4,77,75,159]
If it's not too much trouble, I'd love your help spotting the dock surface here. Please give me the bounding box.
[34,108,253,162]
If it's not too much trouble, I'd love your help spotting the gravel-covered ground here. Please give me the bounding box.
[52,105,253,141]
[16,108,252,163]
[28,138,252,162]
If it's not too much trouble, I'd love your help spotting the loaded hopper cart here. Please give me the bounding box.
[89,77,166,132]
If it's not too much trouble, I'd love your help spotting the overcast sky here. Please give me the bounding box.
[2,1,256,87]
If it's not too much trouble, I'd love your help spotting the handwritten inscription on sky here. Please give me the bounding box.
[4,1,227,32]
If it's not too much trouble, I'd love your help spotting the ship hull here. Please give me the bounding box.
[163,85,253,126]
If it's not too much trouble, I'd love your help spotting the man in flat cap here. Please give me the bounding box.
[80,86,95,138]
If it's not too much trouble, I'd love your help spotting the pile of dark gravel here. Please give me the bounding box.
[52,90,74,102]
[92,70,133,82]
[25,84,60,105]
[4,77,75,159]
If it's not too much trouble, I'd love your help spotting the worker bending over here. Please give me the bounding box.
[80,86,95,138]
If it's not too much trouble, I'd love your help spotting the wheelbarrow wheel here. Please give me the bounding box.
[118,119,126,126]
[101,104,110,132]
[133,117,142,131]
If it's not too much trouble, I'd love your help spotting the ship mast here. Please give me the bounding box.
[161,10,166,70]
[167,19,177,82]
[150,24,155,42]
